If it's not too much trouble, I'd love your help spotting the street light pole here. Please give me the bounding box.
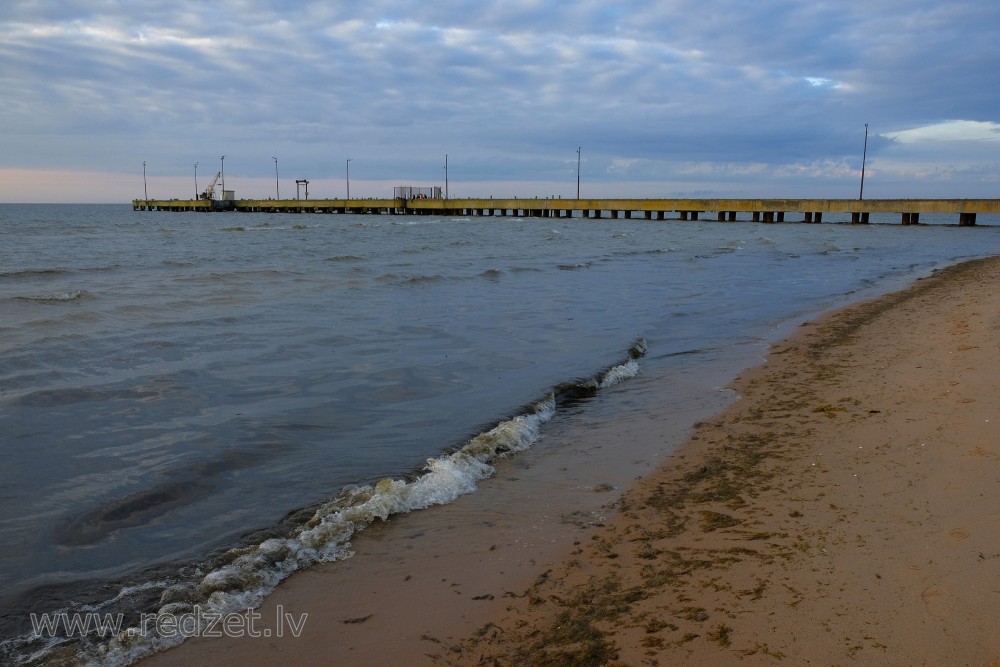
[859,124,869,200]
[194,162,198,199]
[220,155,226,198]
[576,147,581,199]
[143,161,148,201]
[444,154,448,199]
[346,158,352,199]
[273,157,279,199]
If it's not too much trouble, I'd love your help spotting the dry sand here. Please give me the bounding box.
[144,255,999,666]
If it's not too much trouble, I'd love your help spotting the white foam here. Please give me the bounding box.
[19,290,86,302]
[599,359,640,388]
[78,580,174,613]
[86,396,557,666]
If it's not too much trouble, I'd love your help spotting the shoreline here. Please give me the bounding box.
[452,254,1000,665]
[142,255,999,666]
[139,342,740,666]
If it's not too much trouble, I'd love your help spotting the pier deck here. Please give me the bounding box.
[133,198,1000,225]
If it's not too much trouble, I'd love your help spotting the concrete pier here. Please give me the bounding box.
[133,197,1000,225]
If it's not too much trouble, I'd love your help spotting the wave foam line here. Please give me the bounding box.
[15,290,88,302]
[78,397,556,666]
[10,338,647,667]
[599,337,646,388]
[553,337,646,404]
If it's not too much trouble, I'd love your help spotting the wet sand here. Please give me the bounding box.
[453,255,1000,666]
[144,255,1000,666]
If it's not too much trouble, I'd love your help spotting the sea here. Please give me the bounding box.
[1,203,997,665]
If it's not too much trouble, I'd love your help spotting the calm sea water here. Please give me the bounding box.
[1,204,997,664]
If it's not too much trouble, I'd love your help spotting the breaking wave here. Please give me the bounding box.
[0,338,647,667]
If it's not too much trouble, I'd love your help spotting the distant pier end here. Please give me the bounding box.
[132,197,1000,226]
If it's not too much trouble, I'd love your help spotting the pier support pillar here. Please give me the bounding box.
[752,211,761,222]
[814,212,822,223]
[960,212,977,226]
[804,212,813,223]
[851,212,870,224]
[776,211,785,222]
[611,210,619,219]
[901,212,920,225]
[717,211,726,221]
[728,211,737,221]
[679,211,689,221]
[657,211,665,220]
[763,211,774,223]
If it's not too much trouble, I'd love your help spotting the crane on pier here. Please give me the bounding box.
[199,172,221,200]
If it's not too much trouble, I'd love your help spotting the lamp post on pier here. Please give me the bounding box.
[859,124,869,200]
[273,157,279,199]
[444,154,448,199]
[346,158,352,199]
[576,147,581,199]
[194,162,198,199]
[143,161,148,201]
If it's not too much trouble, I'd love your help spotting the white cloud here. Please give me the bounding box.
[884,120,1000,143]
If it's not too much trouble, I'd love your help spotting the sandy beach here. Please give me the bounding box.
[144,255,999,666]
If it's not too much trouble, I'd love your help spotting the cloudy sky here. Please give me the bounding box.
[2,0,999,202]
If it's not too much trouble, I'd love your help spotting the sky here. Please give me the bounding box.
[1,0,999,203]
